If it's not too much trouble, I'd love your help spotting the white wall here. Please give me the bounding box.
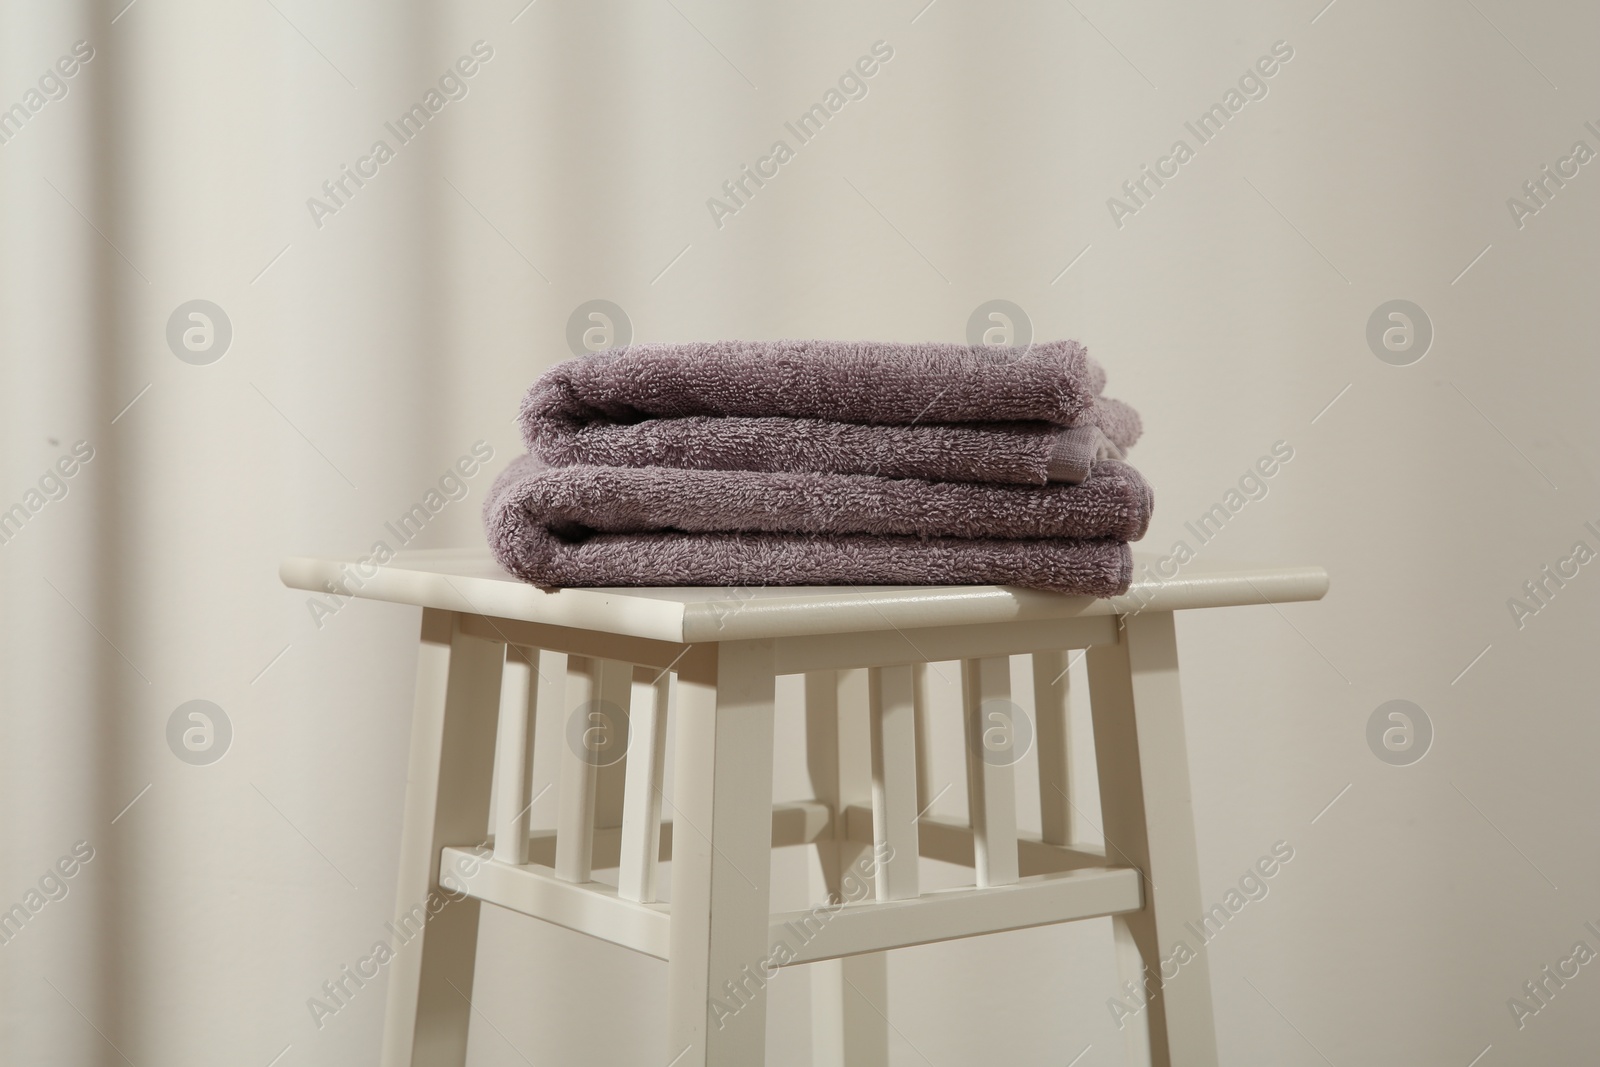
[2,0,1597,1064]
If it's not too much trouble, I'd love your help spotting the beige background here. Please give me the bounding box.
[2,0,1597,1063]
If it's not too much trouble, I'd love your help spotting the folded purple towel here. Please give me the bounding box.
[483,455,1149,594]
[531,416,1131,486]
[491,455,1151,541]
[524,339,1099,427]
[488,524,1132,596]
[521,340,1142,484]
[1087,396,1142,457]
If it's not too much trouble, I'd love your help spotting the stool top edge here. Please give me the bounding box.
[279,548,1328,643]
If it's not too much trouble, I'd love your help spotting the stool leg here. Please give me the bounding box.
[805,670,890,1067]
[1087,611,1218,1067]
[813,955,889,1067]
[1111,914,1157,1066]
[666,639,778,1067]
[381,610,504,1067]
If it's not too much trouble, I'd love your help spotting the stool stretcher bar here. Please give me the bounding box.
[438,803,1142,965]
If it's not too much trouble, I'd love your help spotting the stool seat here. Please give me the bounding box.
[281,547,1327,1067]
[281,547,1329,642]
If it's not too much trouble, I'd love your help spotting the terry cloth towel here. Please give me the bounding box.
[527,339,1101,424]
[525,402,1141,486]
[483,455,1151,594]
[520,340,1142,485]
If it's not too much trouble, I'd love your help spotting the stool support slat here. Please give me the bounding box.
[868,665,921,901]
[962,656,1021,887]
[492,646,538,865]
[1033,648,1076,847]
[773,865,1142,966]
[499,800,833,870]
[842,806,1111,877]
[555,657,633,883]
[460,612,702,672]
[773,615,1116,675]
[555,656,599,882]
[618,667,671,903]
[442,846,672,960]
[911,662,936,816]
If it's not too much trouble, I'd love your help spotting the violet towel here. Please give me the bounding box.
[524,339,1100,426]
[483,455,1149,595]
[525,397,1142,486]
[491,455,1151,541]
[489,525,1133,596]
[534,417,1133,486]
[522,340,1142,484]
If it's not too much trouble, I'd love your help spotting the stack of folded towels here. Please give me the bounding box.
[484,339,1150,596]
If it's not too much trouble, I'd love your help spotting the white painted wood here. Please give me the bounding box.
[442,823,1139,992]
[461,612,705,672]
[832,670,892,1067]
[533,649,568,849]
[804,671,891,1067]
[808,960,844,1064]
[1087,611,1218,1067]
[772,866,1142,965]
[618,666,671,903]
[1113,914,1157,1067]
[505,801,832,871]
[555,655,599,883]
[440,846,672,960]
[802,670,844,898]
[912,661,935,815]
[592,659,635,834]
[962,657,1020,887]
[773,615,1115,675]
[554,656,633,882]
[666,640,778,1067]
[808,954,885,1067]
[868,665,920,901]
[492,645,538,865]
[764,799,836,853]
[279,548,1293,1067]
[281,548,1330,643]
[438,803,832,962]
[842,805,1112,876]
[1032,649,1074,847]
[380,610,504,1067]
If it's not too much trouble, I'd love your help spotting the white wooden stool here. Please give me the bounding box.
[281,548,1326,1067]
